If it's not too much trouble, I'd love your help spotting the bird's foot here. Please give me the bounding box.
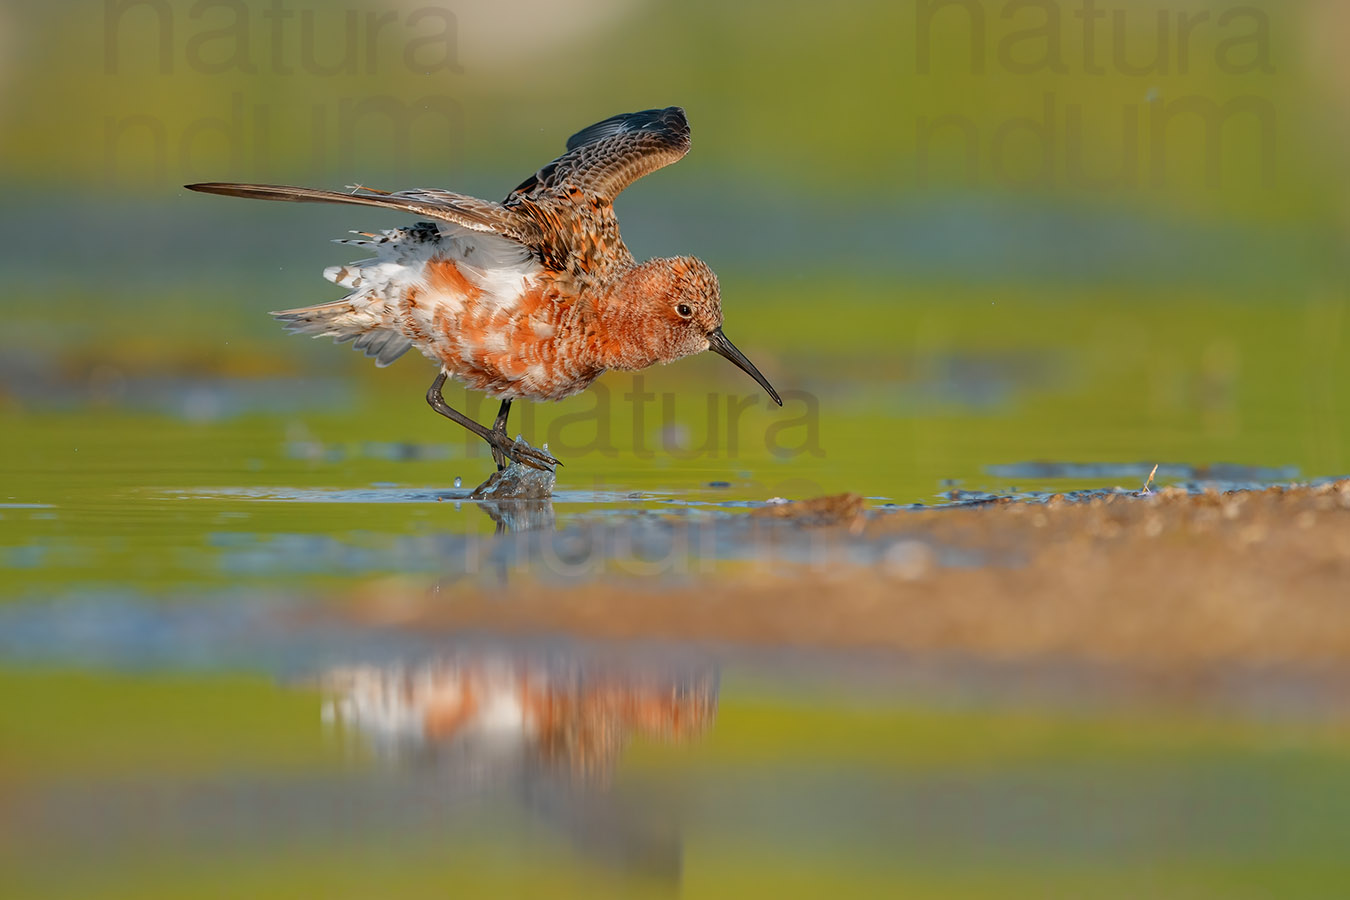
[487,432,560,471]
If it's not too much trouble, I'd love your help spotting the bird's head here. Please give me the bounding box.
[605,256,781,406]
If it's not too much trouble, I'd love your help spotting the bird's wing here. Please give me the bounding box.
[188,106,691,280]
[185,183,544,246]
[506,106,692,202]
[500,107,691,277]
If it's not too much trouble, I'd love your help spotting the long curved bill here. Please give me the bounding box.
[707,327,782,406]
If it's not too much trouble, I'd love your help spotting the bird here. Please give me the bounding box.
[186,106,781,473]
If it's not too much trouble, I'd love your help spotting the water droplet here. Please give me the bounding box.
[453,476,462,488]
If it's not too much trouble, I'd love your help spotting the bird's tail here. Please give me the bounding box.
[271,298,412,368]
[272,222,443,367]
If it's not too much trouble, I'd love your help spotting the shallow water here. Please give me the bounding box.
[5,281,1350,895]
[10,639,1350,898]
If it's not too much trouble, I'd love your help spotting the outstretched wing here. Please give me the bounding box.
[502,106,691,277]
[185,183,543,246]
[189,107,692,281]
[507,106,691,203]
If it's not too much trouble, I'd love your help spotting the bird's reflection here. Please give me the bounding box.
[320,654,715,779]
[317,651,717,880]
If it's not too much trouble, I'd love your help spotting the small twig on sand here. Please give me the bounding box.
[1141,463,1159,494]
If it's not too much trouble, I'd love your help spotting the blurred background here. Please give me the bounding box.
[4,1,1350,897]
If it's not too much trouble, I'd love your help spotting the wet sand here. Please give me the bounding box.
[344,481,1350,675]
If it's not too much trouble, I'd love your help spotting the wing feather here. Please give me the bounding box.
[506,106,691,203]
[185,182,540,245]
[188,106,694,281]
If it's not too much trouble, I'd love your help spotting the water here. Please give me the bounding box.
[4,282,1350,896]
[9,638,1350,898]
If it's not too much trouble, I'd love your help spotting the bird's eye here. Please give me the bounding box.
[676,303,693,318]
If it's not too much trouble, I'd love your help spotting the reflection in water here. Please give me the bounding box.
[476,498,556,534]
[318,652,718,880]
[320,654,716,781]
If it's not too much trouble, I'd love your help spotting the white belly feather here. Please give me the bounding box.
[273,220,542,367]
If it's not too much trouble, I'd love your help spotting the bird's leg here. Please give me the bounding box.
[425,373,558,471]
[491,399,513,471]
